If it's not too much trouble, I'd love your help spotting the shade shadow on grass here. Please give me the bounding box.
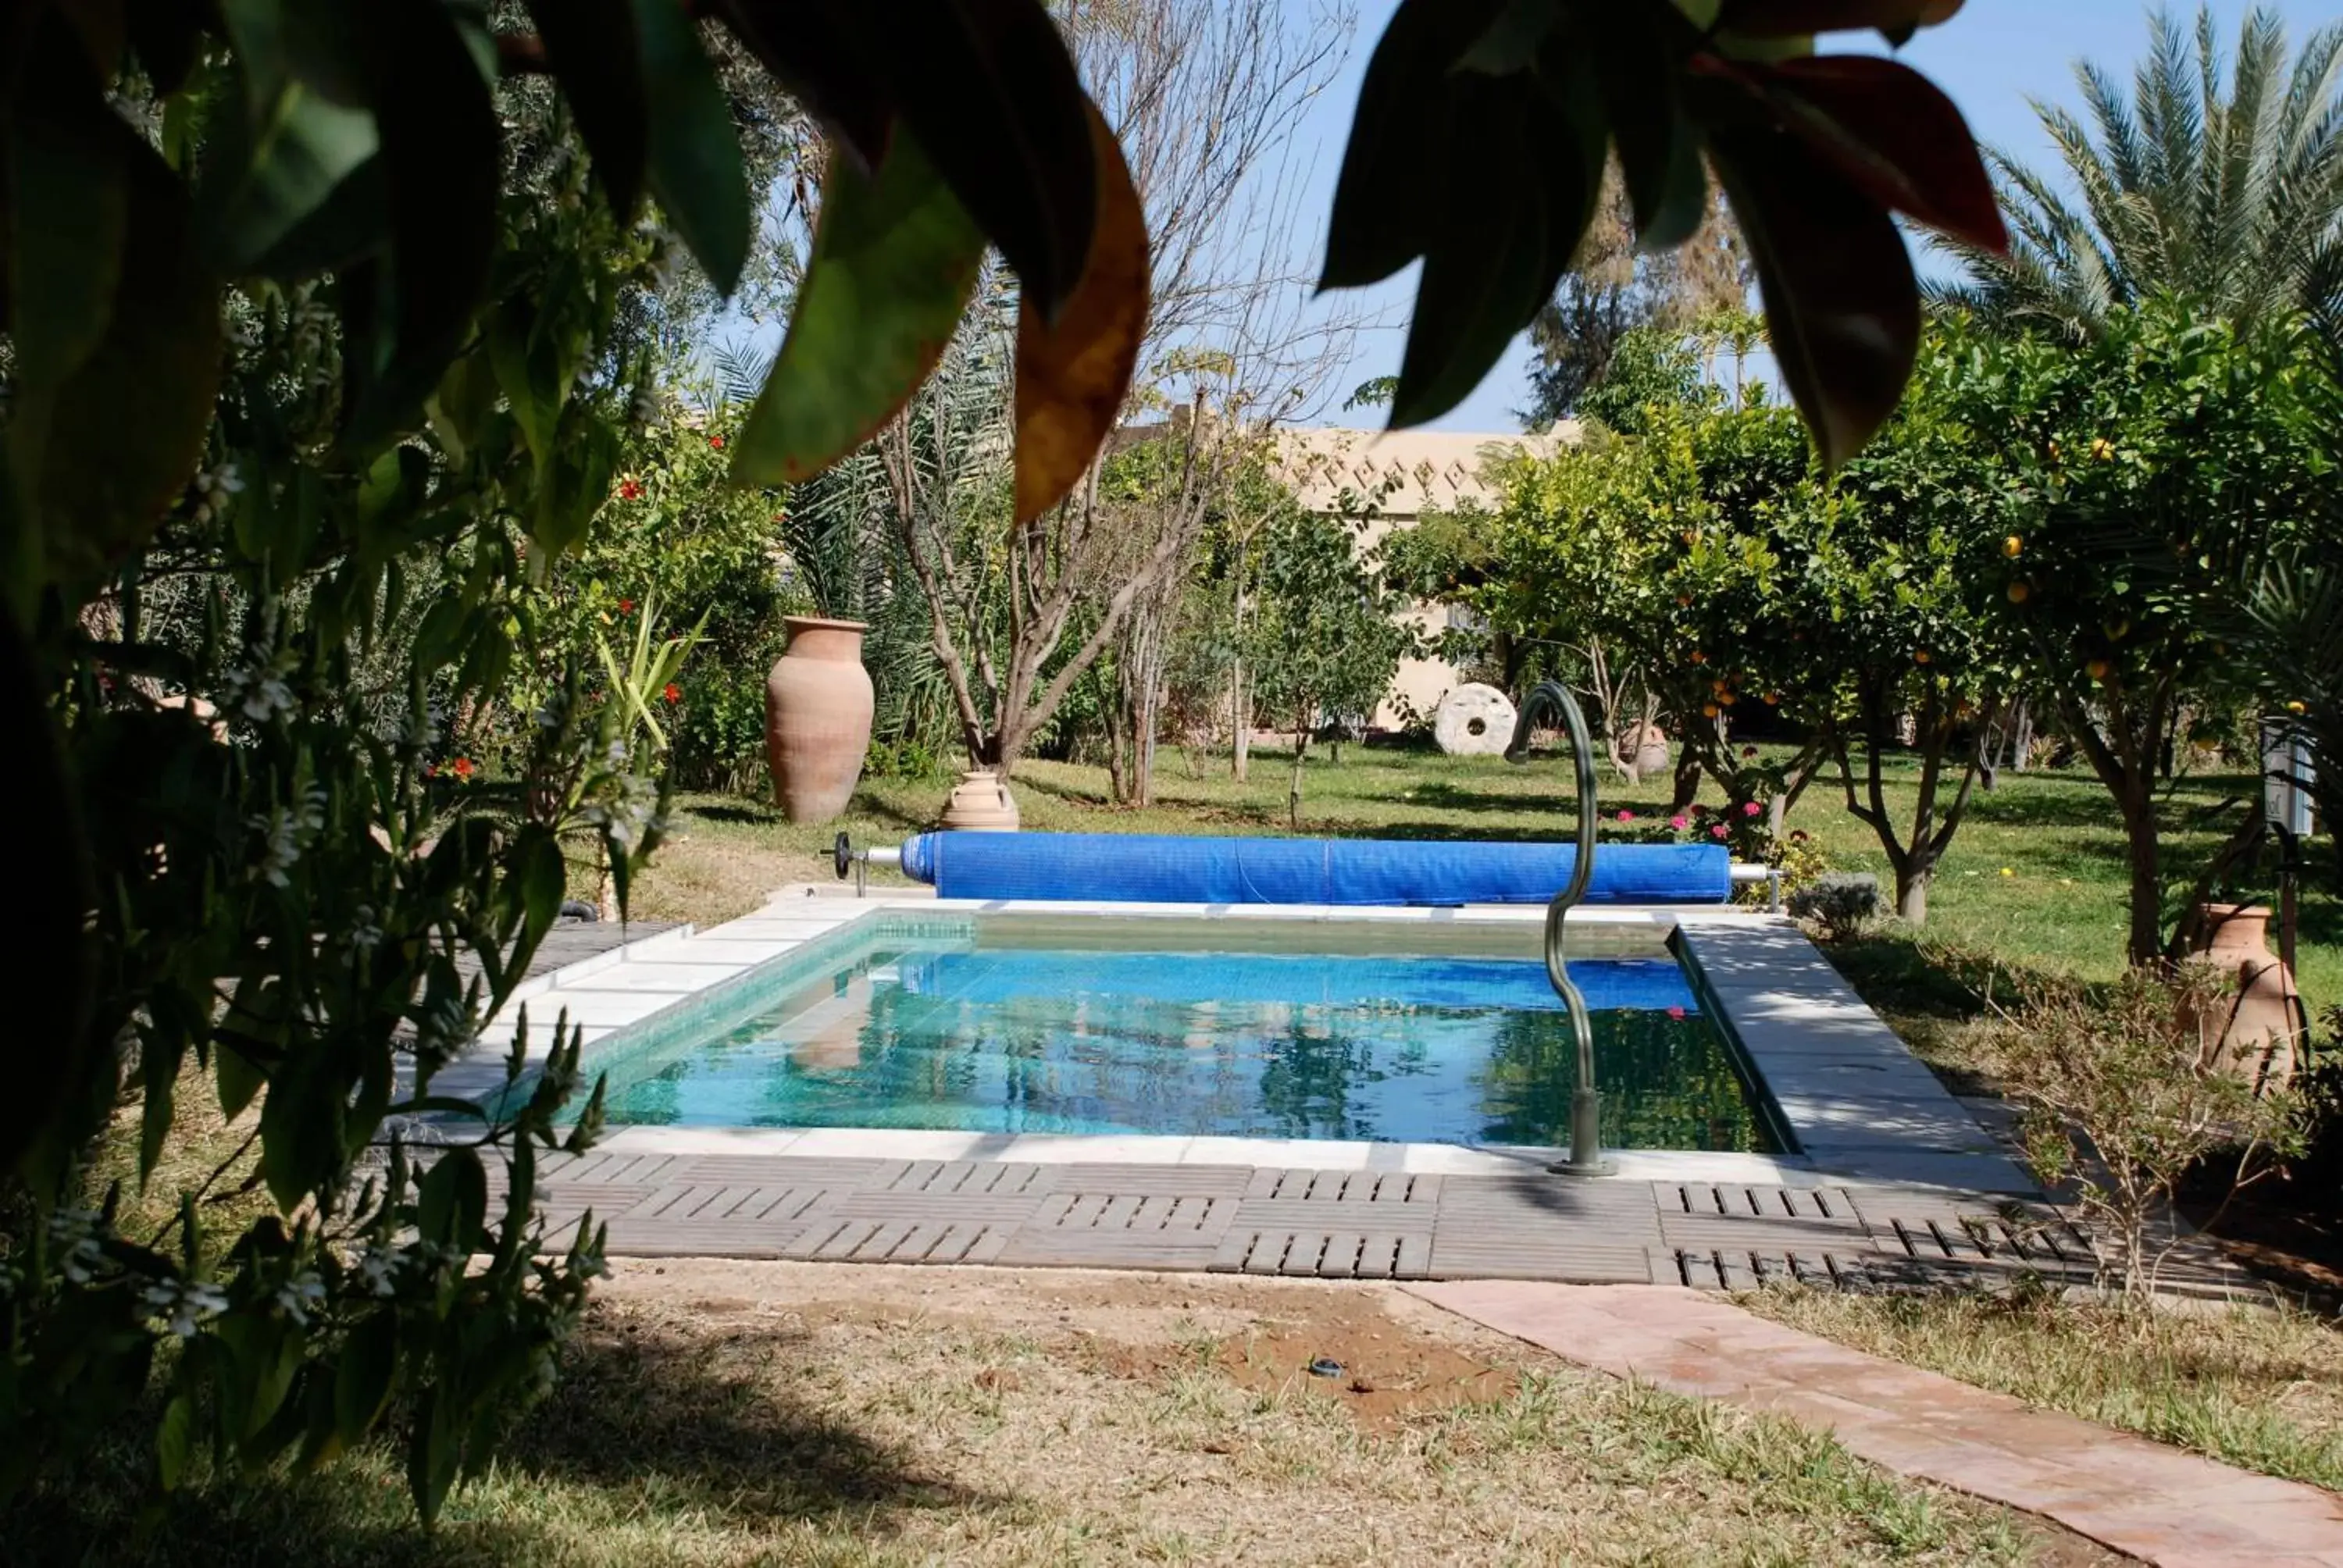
[0,1313,999,1568]
[1373,780,1571,817]
[686,800,783,826]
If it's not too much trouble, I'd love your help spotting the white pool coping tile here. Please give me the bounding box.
[587,1124,1827,1185]
[543,960,762,993]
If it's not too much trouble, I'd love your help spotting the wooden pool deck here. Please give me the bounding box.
[497,1148,2102,1292]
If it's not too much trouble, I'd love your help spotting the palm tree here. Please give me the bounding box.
[1938,5,2343,338]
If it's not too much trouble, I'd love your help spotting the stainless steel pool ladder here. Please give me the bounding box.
[1504,681,1614,1177]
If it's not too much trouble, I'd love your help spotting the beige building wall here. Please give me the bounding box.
[1270,423,1579,730]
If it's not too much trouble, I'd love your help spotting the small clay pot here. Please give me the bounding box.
[939,768,1020,832]
[764,617,874,825]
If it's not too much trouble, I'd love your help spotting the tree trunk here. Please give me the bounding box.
[1230,540,1250,783]
[1670,748,1703,814]
[1231,652,1250,782]
[1895,863,1930,924]
[1104,694,1132,804]
[1288,718,1312,829]
[2010,697,2033,772]
[2120,783,2163,968]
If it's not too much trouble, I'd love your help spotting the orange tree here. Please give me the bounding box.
[1953,302,2327,965]
[1763,337,2024,923]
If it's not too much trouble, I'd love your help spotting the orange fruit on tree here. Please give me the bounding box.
[2002,536,2023,558]
[2008,581,2030,604]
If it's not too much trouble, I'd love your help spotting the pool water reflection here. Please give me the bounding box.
[590,921,1774,1152]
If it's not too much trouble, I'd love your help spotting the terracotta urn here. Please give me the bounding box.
[2189,902,2302,1092]
[764,617,874,825]
[1631,725,1671,779]
[939,768,1020,832]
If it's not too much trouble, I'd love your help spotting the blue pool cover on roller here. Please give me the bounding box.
[894,832,1731,906]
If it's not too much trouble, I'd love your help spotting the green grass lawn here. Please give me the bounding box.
[637,739,2338,1011]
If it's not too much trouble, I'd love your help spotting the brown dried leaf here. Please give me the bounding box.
[1012,96,1148,525]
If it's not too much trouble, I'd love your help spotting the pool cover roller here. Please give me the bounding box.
[892,832,1730,906]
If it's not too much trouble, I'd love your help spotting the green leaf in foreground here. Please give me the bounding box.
[633,0,749,294]
[732,128,984,485]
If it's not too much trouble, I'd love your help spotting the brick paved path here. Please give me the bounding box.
[1410,1281,2343,1568]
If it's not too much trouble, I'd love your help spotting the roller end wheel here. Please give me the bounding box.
[833,832,853,879]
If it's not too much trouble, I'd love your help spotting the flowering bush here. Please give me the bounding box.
[518,399,813,793]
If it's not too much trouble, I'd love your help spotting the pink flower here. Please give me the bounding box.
[1615,809,1635,822]
[1668,815,1688,832]
[1742,801,1762,818]
[1710,824,1729,839]
[1666,1006,1687,1021]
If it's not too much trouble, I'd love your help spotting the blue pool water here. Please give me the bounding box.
[585,918,1774,1151]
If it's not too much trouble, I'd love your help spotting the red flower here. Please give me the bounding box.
[1710,823,1729,839]
[708,435,726,450]
[662,682,681,704]
[1666,1006,1687,1021]
[451,757,475,780]
[616,479,644,501]
[1742,801,1762,818]
[1614,809,1635,823]
[618,597,635,615]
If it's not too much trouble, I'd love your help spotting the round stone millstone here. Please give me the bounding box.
[1433,683,1519,756]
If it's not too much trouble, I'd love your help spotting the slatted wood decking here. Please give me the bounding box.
[490,1149,2095,1291]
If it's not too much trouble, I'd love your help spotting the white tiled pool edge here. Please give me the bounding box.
[434,894,2032,1196]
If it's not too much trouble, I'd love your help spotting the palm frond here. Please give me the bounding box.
[1958,4,2343,335]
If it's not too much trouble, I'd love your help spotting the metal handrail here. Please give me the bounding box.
[1504,681,1613,1175]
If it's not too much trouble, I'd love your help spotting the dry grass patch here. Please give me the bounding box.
[1741,1286,2343,1493]
[6,1262,2117,1566]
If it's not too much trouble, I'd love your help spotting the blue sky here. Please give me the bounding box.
[1293,0,2343,433]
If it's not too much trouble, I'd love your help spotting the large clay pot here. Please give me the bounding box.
[764,617,874,825]
[939,768,1020,832]
[2189,902,2302,1092]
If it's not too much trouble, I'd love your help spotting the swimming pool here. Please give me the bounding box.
[569,914,1780,1153]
